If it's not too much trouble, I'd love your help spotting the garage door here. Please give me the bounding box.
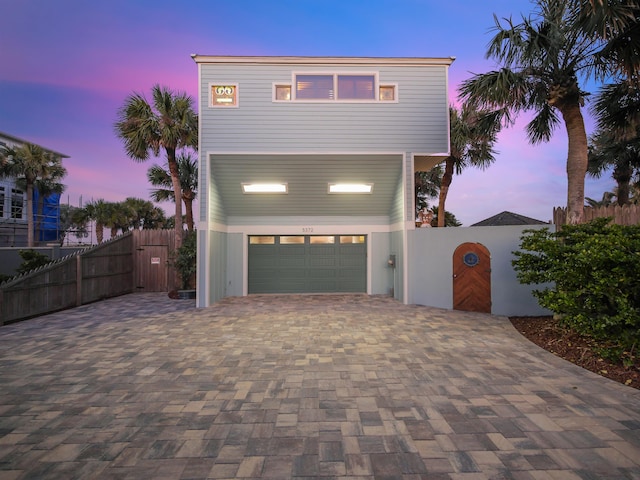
[248,235,366,294]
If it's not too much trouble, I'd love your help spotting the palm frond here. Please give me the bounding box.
[526,103,560,144]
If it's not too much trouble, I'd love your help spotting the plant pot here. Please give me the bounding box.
[177,289,196,299]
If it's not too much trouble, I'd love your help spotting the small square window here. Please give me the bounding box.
[275,84,292,101]
[379,85,396,101]
[310,236,335,244]
[249,236,275,245]
[280,236,305,244]
[211,84,238,107]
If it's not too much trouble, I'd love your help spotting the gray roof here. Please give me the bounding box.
[470,211,548,227]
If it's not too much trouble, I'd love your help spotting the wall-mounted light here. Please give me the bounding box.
[242,183,288,194]
[328,183,373,194]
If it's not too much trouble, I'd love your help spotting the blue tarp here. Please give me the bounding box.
[32,191,61,242]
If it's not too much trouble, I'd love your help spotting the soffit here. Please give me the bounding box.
[210,154,402,217]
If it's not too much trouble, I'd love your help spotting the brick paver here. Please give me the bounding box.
[1,293,639,479]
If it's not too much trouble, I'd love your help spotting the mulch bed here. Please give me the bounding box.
[509,316,640,390]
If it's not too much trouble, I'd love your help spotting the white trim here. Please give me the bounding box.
[445,66,452,152]
[402,152,410,305]
[208,82,239,108]
[208,149,405,156]
[229,223,391,235]
[243,233,248,295]
[192,55,456,67]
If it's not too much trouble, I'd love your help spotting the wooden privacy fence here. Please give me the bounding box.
[553,204,640,226]
[0,229,178,325]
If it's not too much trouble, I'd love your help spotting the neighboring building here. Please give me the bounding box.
[470,211,549,227]
[0,131,69,246]
[193,55,454,307]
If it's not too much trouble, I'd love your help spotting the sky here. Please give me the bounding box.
[0,0,614,227]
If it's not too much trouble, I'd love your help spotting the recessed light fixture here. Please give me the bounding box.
[328,183,373,194]
[242,183,288,194]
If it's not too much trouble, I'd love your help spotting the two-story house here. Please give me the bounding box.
[192,55,454,307]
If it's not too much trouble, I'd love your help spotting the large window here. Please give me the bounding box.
[296,75,335,100]
[337,75,375,100]
[275,73,396,102]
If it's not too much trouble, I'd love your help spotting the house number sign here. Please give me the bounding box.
[302,227,314,233]
[212,85,237,106]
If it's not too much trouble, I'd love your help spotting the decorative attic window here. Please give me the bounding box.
[379,84,397,102]
[273,84,292,101]
[211,84,238,107]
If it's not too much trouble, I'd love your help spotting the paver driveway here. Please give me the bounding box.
[1,293,639,479]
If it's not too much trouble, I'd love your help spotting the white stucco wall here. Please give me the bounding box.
[407,225,553,316]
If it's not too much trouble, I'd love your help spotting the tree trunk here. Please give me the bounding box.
[96,223,104,244]
[437,157,454,227]
[184,194,194,232]
[560,102,588,224]
[26,183,34,247]
[613,160,632,206]
[166,148,183,249]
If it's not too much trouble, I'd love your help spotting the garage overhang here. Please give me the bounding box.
[414,154,448,173]
[209,153,403,218]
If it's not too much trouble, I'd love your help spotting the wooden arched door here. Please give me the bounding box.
[453,242,491,313]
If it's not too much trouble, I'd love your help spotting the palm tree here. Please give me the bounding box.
[147,152,198,231]
[0,143,67,246]
[104,201,133,239]
[587,127,639,205]
[459,0,606,224]
[115,85,198,248]
[574,0,640,80]
[585,191,616,208]
[415,165,442,215]
[435,105,500,227]
[58,204,90,245]
[122,197,166,230]
[84,199,111,244]
[429,206,462,227]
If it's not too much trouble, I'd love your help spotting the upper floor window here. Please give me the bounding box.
[275,73,396,103]
[11,188,23,219]
[210,84,238,107]
[295,74,375,100]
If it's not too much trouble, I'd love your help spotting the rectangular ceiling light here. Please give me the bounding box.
[242,183,288,194]
[328,183,373,194]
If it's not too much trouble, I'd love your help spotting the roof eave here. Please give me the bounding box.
[191,54,456,67]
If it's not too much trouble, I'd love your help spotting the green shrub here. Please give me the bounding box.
[512,218,640,352]
[172,231,197,290]
[16,250,52,275]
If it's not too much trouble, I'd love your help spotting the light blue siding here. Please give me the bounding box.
[226,233,243,296]
[390,230,404,301]
[199,64,449,154]
[370,232,393,295]
[208,230,228,304]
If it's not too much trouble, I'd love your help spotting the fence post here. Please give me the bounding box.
[76,254,82,306]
